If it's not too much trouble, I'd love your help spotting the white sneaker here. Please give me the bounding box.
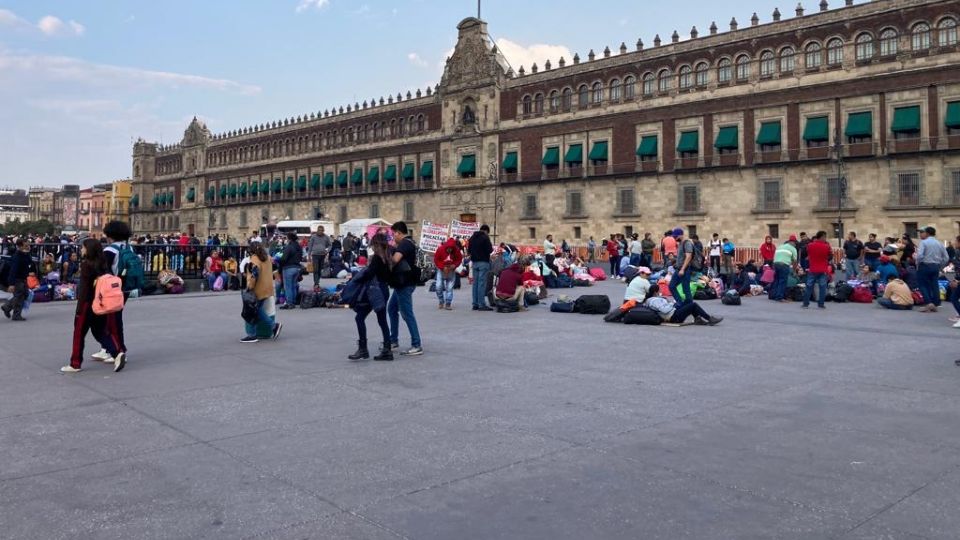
[953,320,960,328]
[60,366,82,373]
[91,349,111,361]
[113,352,127,373]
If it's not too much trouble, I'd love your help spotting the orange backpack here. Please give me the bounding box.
[92,274,124,315]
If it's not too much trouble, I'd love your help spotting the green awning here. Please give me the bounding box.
[677,131,699,153]
[322,172,334,188]
[206,187,215,200]
[946,101,960,129]
[337,171,349,186]
[891,106,920,133]
[588,141,608,161]
[219,185,228,198]
[385,164,399,182]
[564,144,583,164]
[130,194,139,207]
[238,183,247,196]
[310,174,320,189]
[542,147,560,166]
[845,111,873,138]
[803,116,830,142]
[284,177,294,192]
[169,192,176,205]
[636,136,658,157]
[367,166,380,183]
[502,152,518,171]
[260,180,270,194]
[457,154,476,176]
[296,175,307,191]
[152,194,160,207]
[186,188,196,202]
[714,126,739,150]
[756,121,782,145]
[420,160,433,178]
[228,184,237,197]
[400,163,414,181]
[250,180,259,196]
[351,168,363,184]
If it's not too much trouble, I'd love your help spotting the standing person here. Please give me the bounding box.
[802,231,832,309]
[467,224,493,311]
[915,226,949,313]
[387,221,422,356]
[640,232,656,269]
[100,220,141,372]
[60,239,125,373]
[342,233,355,266]
[307,225,332,289]
[346,233,393,361]
[433,238,462,310]
[586,236,597,264]
[628,234,643,267]
[240,242,282,343]
[721,237,736,282]
[278,232,302,309]
[899,234,917,269]
[843,231,864,280]
[770,235,799,302]
[708,233,722,274]
[668,228,694,307]
[1,238,35,322]
[797,232,811,271]
[661,231,678,267]
[760,235,776,267]
[863,233,882,271]
[606,234,620,277]
[543,235,558,274]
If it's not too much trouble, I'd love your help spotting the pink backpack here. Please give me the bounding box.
[92,275,124,315]
[213,275,225,291]
[588,267,607,281]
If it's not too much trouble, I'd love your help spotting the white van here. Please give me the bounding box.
[261,220,336,240]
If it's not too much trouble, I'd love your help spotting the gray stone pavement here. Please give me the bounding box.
[1,280,958,540]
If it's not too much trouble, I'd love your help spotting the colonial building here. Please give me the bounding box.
[0,190,29,225]
[130,0,960,246]
[28,187,58,223]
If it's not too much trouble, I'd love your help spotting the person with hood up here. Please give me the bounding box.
[760,235,776,267]
[433,238,463,310]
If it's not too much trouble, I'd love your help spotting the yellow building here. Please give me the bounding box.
[104,179,132,225]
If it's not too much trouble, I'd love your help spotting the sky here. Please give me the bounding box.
[0,0,831,190]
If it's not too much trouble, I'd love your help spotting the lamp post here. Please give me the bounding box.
[833,132,848,249]
[489,160,504,243]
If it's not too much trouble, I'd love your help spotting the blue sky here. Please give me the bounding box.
[0,0,813,190]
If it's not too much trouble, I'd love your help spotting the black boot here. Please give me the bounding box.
[348,340,369,360]
[373,342,394,361]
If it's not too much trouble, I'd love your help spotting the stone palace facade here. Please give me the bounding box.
[130,0,960,245]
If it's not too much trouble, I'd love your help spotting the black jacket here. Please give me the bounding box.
[7,251,34,282]
[279,242,302,269]
[468,231,493,263]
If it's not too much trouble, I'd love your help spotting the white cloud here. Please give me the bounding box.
[37,16,85,37]
[295,0,329,13]
[493,38,572,73]
[407,53,428,68]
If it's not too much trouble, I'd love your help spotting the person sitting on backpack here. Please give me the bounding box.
[877,277,913,310]
[644,284,723,326]
[157,267,184,294]
[875,255,900,284]
[624,266,652,302]
[495,259,527,311]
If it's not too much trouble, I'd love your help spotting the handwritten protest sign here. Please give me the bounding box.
[450,220,480,239]
[419,221,449,253]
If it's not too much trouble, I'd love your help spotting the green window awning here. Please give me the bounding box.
[310,174,320,189]
[636,135,658,157]
[845,111,873,138]
[250,180,259,196]
[351,168,363,184]
[677,131,699,153]
[219,185,228,198]
[400,163,414,181]
[296,175,307,191]
[152,194,159,207]
[170,192,176,205]
[457,154,476,176]
[588,141,608,161]
[323,172,335,188]
[206,187,215,200]
[228,184,237,197]
[420,160,434,178]
[367,166,380,183]
[542,147,560,166]
[186,187,196,202]
[130,194,139,207]
[564,144,583,164]
[284,177,294,192]
[946,101,960,129]
[337,170,349,186]
[756,121,782,145]
[891,105,920,133]
[238,183,247,196]
[260,180,270,194]
[385,164,399,182]
[803,116,830,142]
[714,126,739,150]
[502,151,518,171]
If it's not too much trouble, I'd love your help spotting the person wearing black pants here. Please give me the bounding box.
[347,233,394,361]
[2,238,35,322]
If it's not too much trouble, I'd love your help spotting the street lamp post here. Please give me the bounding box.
[488,160,504,243]
[833,133,848,249]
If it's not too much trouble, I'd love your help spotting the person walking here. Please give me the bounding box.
[341,233,355,266]
[278,232,302,309]
[842,231,864,280]
[668,228,695,307]
[770,235,799,302]
[433,238,462,310]
[346,233,393,361]
[801,231,832,309]
[99,221,140,372]
[468,224,493,311]
[240,242,282,343]
[915,226,949,313]
[307,226,332,288]
[1,238,36,322]
[586,236,597,264]
[387,221,422,356]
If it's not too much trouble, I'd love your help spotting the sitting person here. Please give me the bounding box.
[157,267,184,294]
[644,285,723,325]
[875,255,899,284]
[62,251,80,284]
[494,258,527,310]
[877,277,913,310]
[204,249,228,291]
[624,266,652,302]
[224,256,240,290]
[40,253,57,276]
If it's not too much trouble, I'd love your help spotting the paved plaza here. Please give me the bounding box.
[1,281,959,539]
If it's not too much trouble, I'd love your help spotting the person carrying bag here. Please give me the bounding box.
[239,242,282,343]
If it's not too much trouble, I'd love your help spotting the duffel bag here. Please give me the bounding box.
[299,291,318,309]
[721,290,741,305]
[573,294,611,315]
[603,309,626,323]
[550,301,575,313]
[834,282,853,303]
[556,274,574,288]
[495,299,520,313]
[850,286,874,303]
[623,305,662,325]
[524,291,540,306]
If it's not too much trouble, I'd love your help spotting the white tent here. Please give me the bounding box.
[338,218,391,238]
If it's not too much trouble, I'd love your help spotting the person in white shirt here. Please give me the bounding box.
[628,234,643,266]
[708,233,722,274]
[624,266,653,302]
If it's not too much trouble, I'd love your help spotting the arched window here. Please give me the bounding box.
[827,38,844,64]
[522,95,532,115]
[561,88,573,111]
[879,28,899,56]
[389,120,395,137]
[577,84,589,107]
[717,58,732,83]
[779,46,795,72]
[591,82,603,104]
[549,90,560,112]
[642,73,655,95]
[398,118,405,136]
[855,33,874,60]
[735,54,750,80]
[417,114,425,132]
[805,42,822,68]
[678,65,692,89]
[912,22,931,50]
[534,93,544,113]
[623,75,636,99]
[657,69,672,92]
[348,128,355,143]
[694,62,708,86]
[609,79,621,101]
[760,51,775,76]
[939,17,958,46]
[371,123,379,139]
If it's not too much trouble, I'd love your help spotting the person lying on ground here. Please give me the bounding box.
[643,285,723,326]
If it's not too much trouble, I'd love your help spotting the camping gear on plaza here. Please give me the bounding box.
[834,282,854,303]
[622,305,663,325]
[721,290,742,306]
[588,267,607,281]
[573,295,611,315]
[495,298,520,313]
[850,286,874,303]
[92,275,124,315]
[550,301,575,313]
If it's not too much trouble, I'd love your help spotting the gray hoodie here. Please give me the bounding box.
[307,233,332,256]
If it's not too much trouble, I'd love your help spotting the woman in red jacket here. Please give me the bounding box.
[606,235,620,277]
[759,235,776,267]
[433,238,463,310]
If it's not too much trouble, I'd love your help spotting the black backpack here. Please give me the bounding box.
[721,290,742,305]
[623,305,663,325]
[573,295,611,315]
[495,298,519,313]
[524,291,540,306]
[834,282,853,303]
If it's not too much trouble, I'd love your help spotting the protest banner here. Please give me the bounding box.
[450,219,480,239]
[419,220,449,253]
